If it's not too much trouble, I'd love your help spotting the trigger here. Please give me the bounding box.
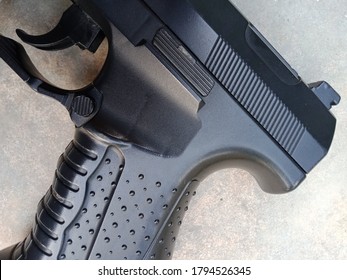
[16,5,105,53]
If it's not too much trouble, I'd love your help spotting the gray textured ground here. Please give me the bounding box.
[0,0,346,259]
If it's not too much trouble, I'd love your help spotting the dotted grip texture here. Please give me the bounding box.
[9,128,198,260]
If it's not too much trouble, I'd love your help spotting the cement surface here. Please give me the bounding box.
[0,0,346,259]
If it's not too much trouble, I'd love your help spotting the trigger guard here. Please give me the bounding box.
[0,35,102,127]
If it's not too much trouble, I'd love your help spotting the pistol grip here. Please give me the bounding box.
[5,128,198,260]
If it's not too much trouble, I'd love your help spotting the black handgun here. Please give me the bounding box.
[0,0,340,260]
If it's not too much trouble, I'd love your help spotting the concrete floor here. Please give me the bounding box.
[0,0,346,259]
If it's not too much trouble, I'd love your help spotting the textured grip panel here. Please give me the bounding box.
[58,147,123,259]
[11,130,117,259]
[10,129,199,260]
[146,180,199,259]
